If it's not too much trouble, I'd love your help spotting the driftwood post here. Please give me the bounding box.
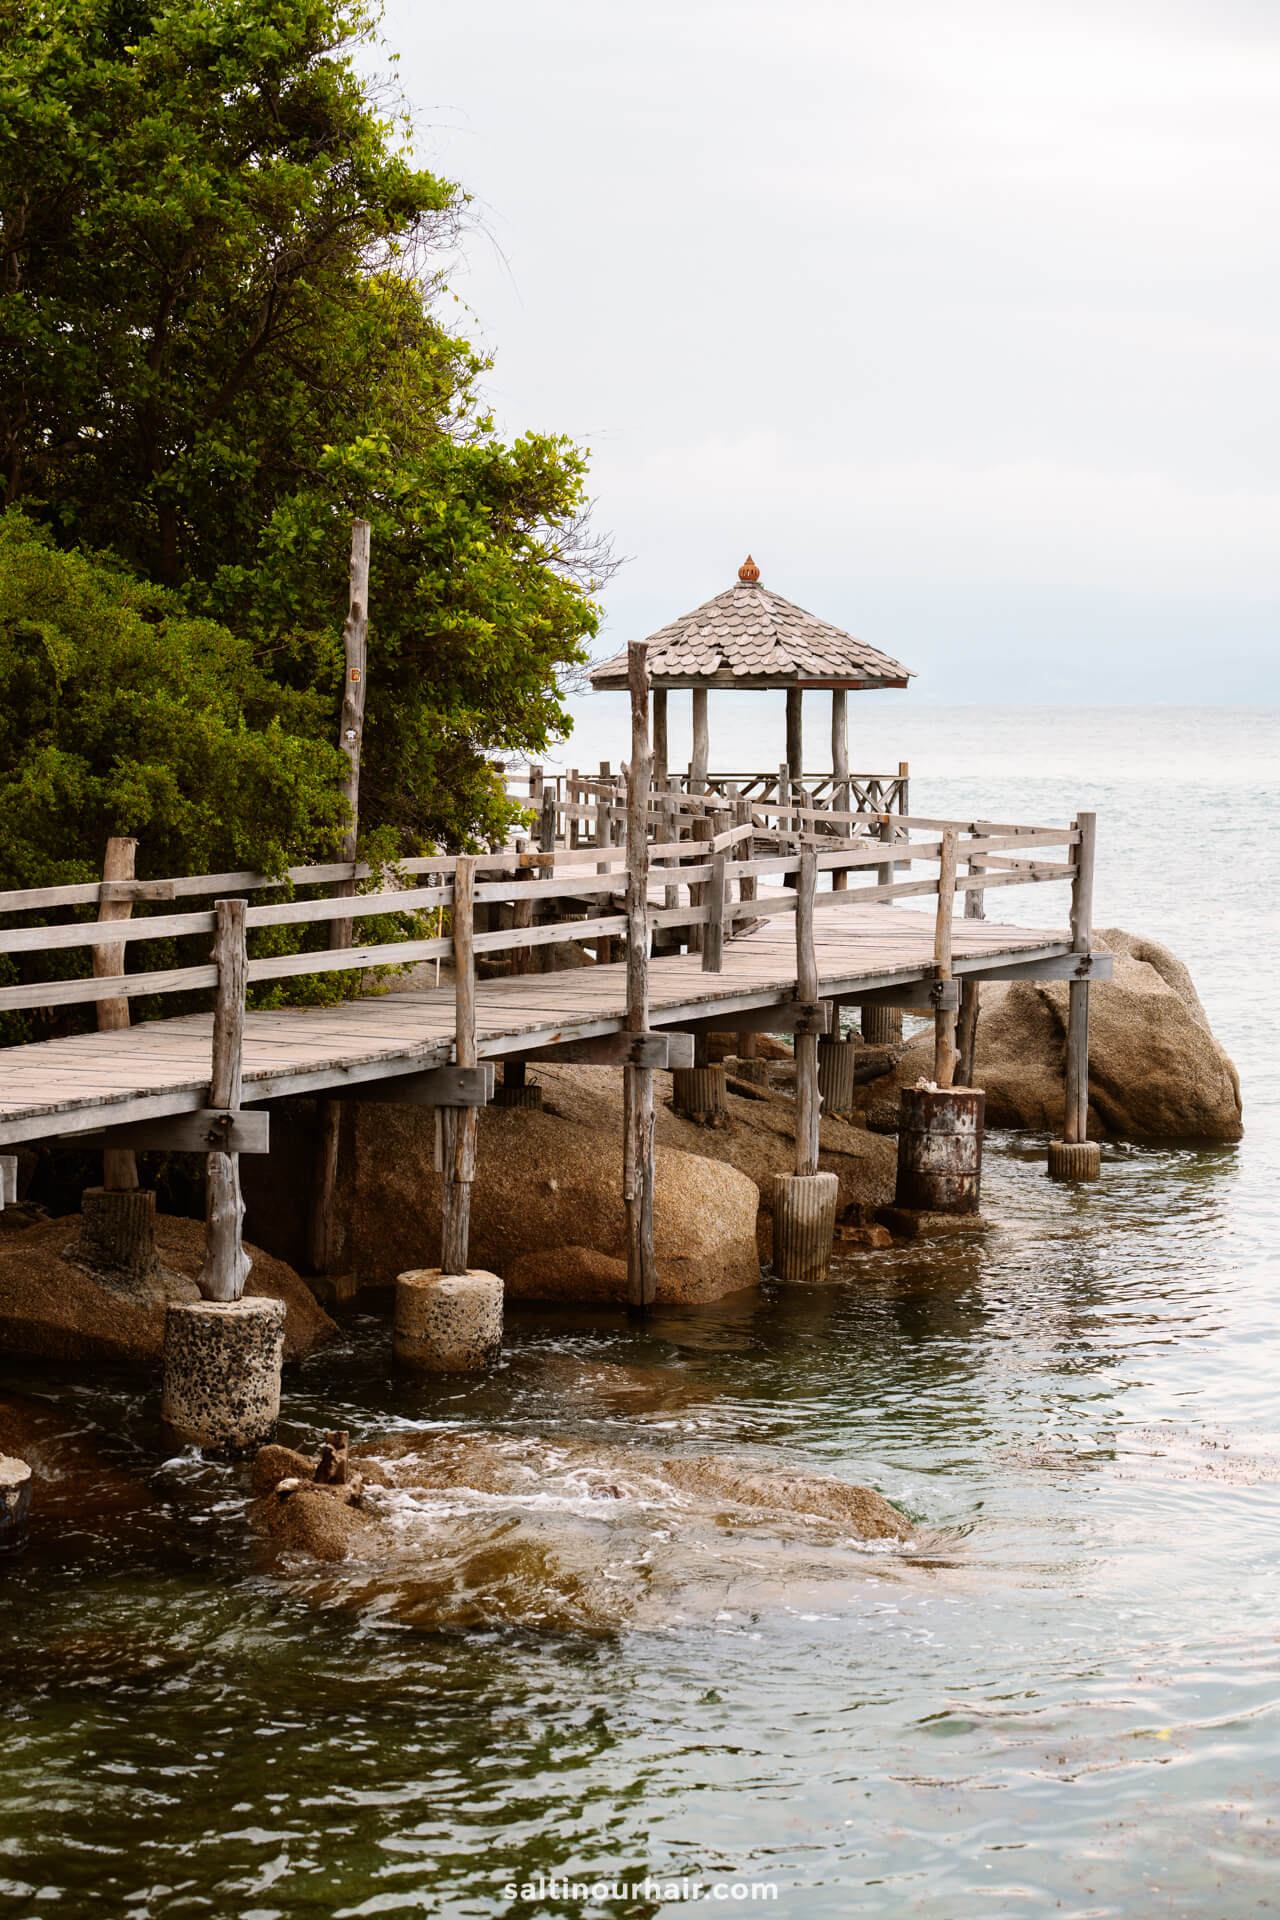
[701,809,730,973]
[861,814,901,1047]
[786,688,804,783]
[768,842,837,1279]
[440,858,478,1274]
[933,830,958,1088]
[623,643,657,1308]
[95,837,140,1194]
[955,825,987,1087]
[75,835,169,1282]
[197,898,251,1302]
[653,687,668,790]
[794,844,821,1176]
[309,518,370,1274]
[1050,811,1101,1179]
[690,687,709,794]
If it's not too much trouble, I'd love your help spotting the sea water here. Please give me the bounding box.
[1,706,1277,1917]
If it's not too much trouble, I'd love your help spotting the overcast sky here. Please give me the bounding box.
[383,0,1279,702]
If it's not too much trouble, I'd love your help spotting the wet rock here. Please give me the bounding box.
[248,1424,916,1633]
[852,930,1242,1144]
[0,1212,337,1373]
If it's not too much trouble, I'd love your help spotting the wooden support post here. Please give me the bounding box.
[955,826,987,1087]
[829,689,850,888]
[734,798,758,1055]
[794,843,821,1177]
[440,857,478,1275]
[932,830,958,1089]
[702,809,730,973]
[511,835,533,976]
[529,764,543,804]
[690,687,709,794]
[786,687,803,782]
[624,643,657,1308]
[688,814,713,956]
[331,517,371,949]
[568,770,580,850]
[198,898,251,1303]
[310,518,370,1275]
[94,836,140,1194]
[653,688,668,790]
[860,814,902,1047]
[1050,810,1101,1179]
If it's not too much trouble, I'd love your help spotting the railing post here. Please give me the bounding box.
[440,857,478,1274]
[932,831,958,1088]
[687,814,713,956]
[794,844,820,1176]
[769,842,838,1280]
[1051,812,1101,1179]
[702,809,730,973]
[955,823,988,1087]
[198,897,251,1302]
[624,642,657,1308]
[862,813,902,1046]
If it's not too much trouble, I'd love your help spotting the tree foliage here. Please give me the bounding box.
[0,511,349,889]
[0,0,602,874]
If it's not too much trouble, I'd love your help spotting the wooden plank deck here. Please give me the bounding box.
[0,904,1069,1146]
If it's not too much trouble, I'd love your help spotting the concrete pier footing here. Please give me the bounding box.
[816,1036,858,1115]
[0,1455,32,1554]
[769,1171,839,1282]
[672,1065,728,1123]
[75,1187,160,1286]
[161,1297,285,1453]
[394,1269,503,1372]
[1048,1140,1101,1181]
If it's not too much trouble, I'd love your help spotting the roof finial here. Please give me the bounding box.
[738,554,760,584]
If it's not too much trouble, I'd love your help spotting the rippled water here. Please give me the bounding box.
[2,708,1278,1917]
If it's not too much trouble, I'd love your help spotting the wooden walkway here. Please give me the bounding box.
[0,905,1075,1146]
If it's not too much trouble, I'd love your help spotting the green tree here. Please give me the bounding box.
[0,510,349,890]
[0,0,602,862]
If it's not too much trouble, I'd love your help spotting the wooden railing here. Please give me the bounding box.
[0,665,1095,1306]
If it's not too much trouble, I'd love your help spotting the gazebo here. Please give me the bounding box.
[588,555,914,795]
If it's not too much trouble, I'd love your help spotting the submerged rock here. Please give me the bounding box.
[855,929,1242,1144]
[248,1425,916,1634]
[0,1213,337,1372]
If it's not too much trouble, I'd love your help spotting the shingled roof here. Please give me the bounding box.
[589,558,914,691]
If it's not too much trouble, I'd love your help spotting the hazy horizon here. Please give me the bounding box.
[383,0,1280,704]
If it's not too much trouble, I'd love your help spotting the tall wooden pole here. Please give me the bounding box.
[690,686,709,794]
[955,823,988,1087]
[933,831,958,1088]
[794,843,820,1177]
[786,687,803,779]
[198,898,251,1302]
[624,642,656,1308]
[1064,812,1097,1144]
[309,517,371,1275]
[653,687,668,791]
[831,687,850,888]
[94,837,140,1194]
[440,857,478,1274]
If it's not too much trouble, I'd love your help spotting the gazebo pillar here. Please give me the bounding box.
[653,688,668,790]
[786,687,803,780]
[690,686,709,793]
[831,688,848,798]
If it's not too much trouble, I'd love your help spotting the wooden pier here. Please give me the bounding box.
[0,643,1108,1306]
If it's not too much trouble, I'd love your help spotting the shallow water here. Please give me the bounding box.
[2,707,1278,1917]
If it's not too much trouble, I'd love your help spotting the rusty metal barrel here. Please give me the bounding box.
[894,1087,985,1213]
